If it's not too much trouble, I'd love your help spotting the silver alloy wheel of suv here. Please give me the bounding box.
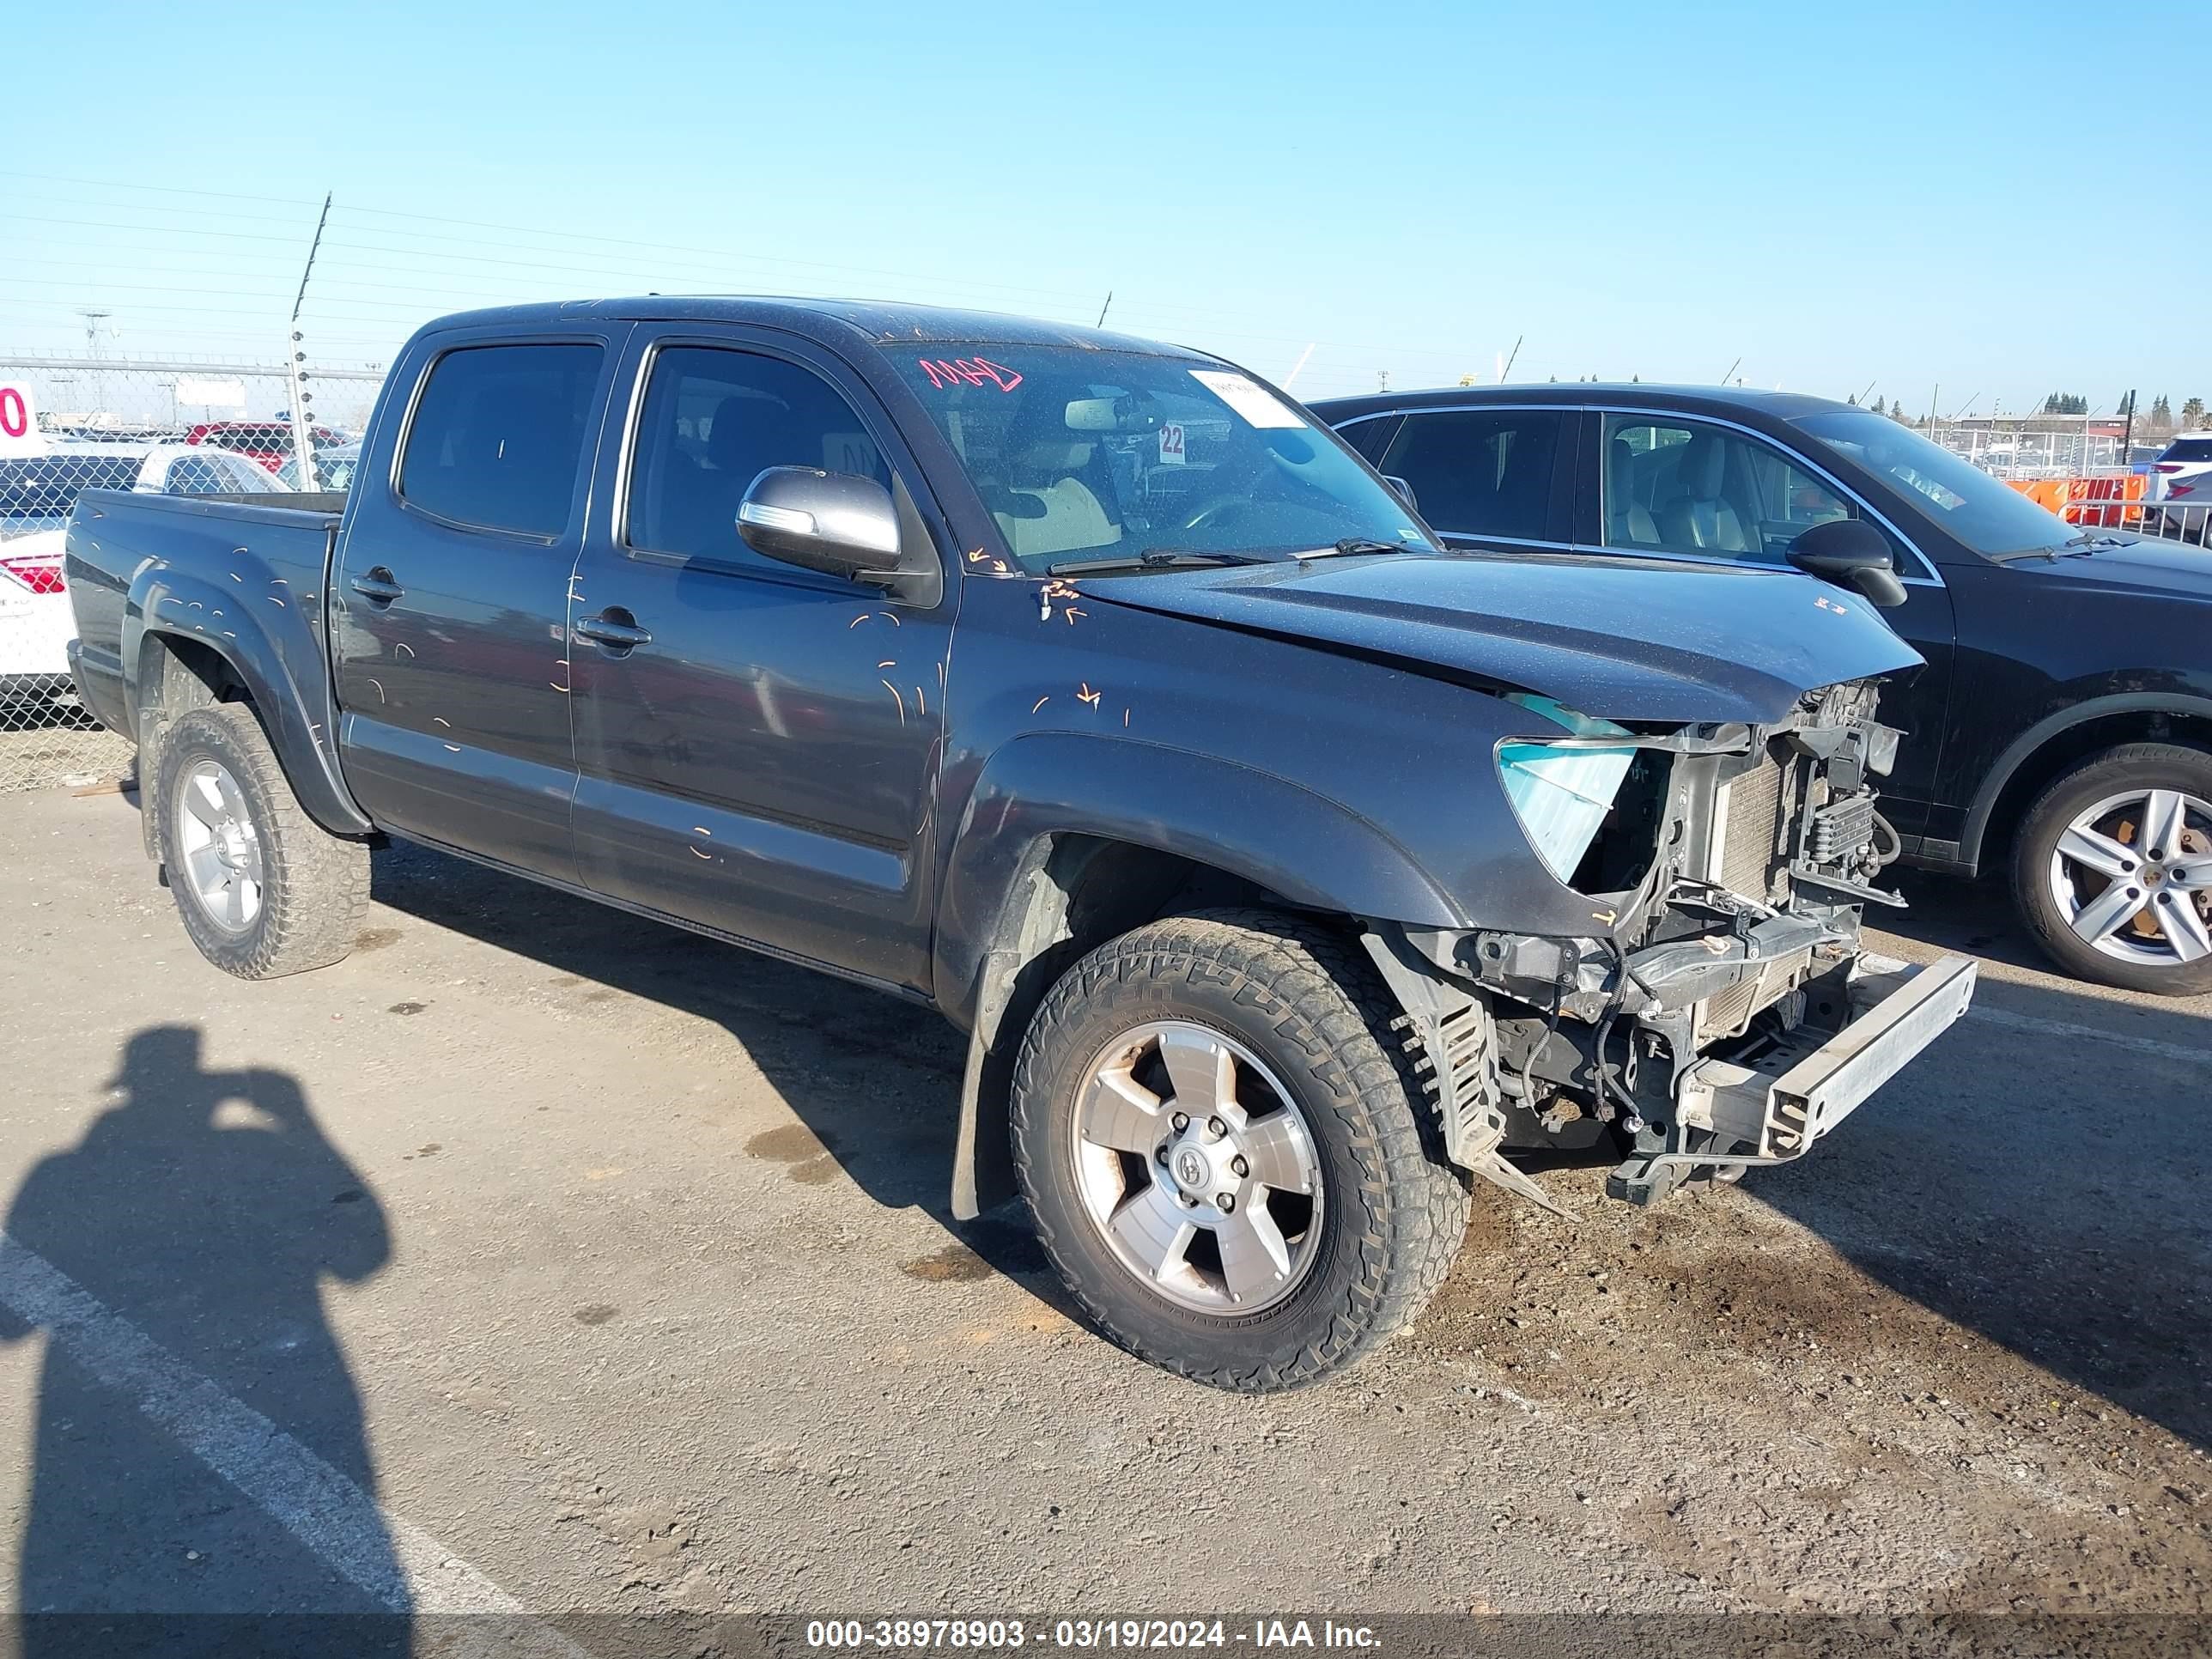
[2045,787,2212,967]
[2014,743,2212,996]
[1069,1019,1323,1315]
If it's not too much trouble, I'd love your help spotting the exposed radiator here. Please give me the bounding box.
[1698,752,1804,1044]
[1717,756,1787,902]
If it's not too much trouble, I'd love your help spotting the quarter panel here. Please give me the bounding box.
[1940,561,2212,853]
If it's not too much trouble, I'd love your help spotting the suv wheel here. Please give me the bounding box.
[1011,908,1469,1391]
[2013,742,2212,995]
[155,704,370,979]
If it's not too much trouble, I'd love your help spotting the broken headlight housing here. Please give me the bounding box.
[1496,695,1638,885]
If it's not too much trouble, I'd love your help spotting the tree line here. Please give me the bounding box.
[2035,392,2204,431]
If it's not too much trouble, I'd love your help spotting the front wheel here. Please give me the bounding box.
[1011,909,1469,1391]
[2012,743,2212,996]
[155,704,371,979]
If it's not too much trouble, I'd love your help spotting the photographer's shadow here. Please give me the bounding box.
[1,1026,408,1656]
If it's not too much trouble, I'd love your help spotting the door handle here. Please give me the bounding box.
[574,609,652,650]
[349,568,404,603]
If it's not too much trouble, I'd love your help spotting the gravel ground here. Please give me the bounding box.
[0,785,2204,1643]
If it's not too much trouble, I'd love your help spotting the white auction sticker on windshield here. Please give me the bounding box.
[1157,422,1186,465]
[1188,369,1306,429]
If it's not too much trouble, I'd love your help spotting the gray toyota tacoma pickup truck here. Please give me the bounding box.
[61,298,1975,1389]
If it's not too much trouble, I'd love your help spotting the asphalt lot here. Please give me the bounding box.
[0,783,2205,1641]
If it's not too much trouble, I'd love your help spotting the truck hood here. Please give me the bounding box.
[1075,550,1924,726]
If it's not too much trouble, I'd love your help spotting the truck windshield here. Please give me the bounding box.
[1793,410,2081,558]
[891,346,1433,571]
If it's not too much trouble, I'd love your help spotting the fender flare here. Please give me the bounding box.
[127,569,371,838]
[936,732,1463,1219]
[933,732,1462,1024]
[1960,690,2212,872]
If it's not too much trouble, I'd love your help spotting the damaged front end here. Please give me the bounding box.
[1365,681,1977,1214]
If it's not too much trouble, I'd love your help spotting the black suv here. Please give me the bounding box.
[1313,386,2212,994]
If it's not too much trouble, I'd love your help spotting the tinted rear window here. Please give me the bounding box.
[2162,439,2212,463]
[398,343,604,537]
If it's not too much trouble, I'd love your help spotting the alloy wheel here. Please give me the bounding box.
[2045,787,2212,967]
[1068,1020,1324,1316]
[174,758,264,933]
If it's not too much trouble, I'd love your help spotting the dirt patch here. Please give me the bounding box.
[900,1243,994,1283]
[744,1123,836,1164]
[352,927,401,951]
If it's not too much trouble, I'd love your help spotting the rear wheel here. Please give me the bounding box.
[154,705,370,979]
[2012,743,2212,996]
[1011,909,1469,1391]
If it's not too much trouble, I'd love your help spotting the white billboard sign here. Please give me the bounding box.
[175,377,247,410]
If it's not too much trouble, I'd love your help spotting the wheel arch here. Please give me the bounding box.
[1960,692,2212,873]
[130,608,370,840]
[936,735,1461,1223]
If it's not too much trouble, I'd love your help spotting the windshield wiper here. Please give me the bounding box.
[1990,532,2130,564]
[1318,538,1414,558]
[1044,549,1276,576]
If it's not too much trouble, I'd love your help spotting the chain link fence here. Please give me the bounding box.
[1925,422,2136,480]
[0,356,385,793]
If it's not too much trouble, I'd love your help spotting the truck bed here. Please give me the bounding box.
[64,490,343,743]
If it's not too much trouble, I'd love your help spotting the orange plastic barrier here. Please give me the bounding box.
[2006,478,2071,511]
[2006,473,2149,527]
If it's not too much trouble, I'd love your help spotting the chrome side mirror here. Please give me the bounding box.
[737,467,902,580]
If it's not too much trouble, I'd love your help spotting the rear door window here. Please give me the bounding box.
[1374,409,1567,541]
[398,343,605,538]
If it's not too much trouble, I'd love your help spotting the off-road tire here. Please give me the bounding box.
[2012,742,2212,997]
[154,704,370,980]
[1011,908,1470,1391]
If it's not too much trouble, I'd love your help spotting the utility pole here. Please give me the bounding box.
[286,193,331,491]
[2119,388,2136,469]
[1376,369,1389,392]
[79,310,112,359]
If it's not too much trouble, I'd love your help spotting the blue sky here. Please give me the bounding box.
[5,0,2203,410]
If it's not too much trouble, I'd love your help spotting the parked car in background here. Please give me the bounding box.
[2147,432,2212,544]
[2150,433,2212,501]
[275,441,361,491]
[58,298,1973,1389]
[1315,385,2212,994]
[1,443,287,712]
[184,421,340,473]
